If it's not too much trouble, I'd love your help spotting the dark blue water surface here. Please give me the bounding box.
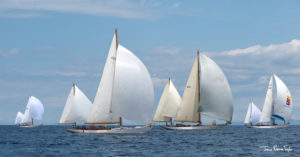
[0,125,299,156]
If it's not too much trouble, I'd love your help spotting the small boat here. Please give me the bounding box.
[15,112,24,126]
[247,74,292,128]
[68,30,154,134]
[19,96,44,127]
[153,78,181,126]
[244,102,261,126]
[59,84,92,127]
[163,52,233,130]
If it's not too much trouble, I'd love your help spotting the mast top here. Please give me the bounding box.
[73,83,76,95]
[115,29,118,49]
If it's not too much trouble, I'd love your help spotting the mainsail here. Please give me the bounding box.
[273,74,292,123]
[59,84,92,124]
[198,54,233,122]
[175,54,200,122]
[86,30,120,124]
[153,79,181,122]
[22,96,44,124]
[15,112,24,125]
[259,76,274,124]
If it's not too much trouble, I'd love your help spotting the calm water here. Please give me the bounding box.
[0,125,299,156]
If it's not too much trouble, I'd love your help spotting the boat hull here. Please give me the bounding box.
[67,126,151,134]
[161,125,218,130]
[19,124,42,128]
[246,124,289,128]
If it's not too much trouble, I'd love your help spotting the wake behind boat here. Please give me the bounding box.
[245,74,292,128]
[68,30,154,134]
[162,52,233,130]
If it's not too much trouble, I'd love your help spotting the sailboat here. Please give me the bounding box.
[59,84,92,127]
[68,30,154,134]
[163,52,233,130]
[153,78,181,126]
[15,112,24,126]
[20,96,44,127]
[244,102,261,126]
[248,74,292,128]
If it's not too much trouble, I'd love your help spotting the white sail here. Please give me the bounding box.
[259,76,274,124]
[153,79,181,122]
[87,31,120,124]
[244,103,251,124]
[153,80,171,122]
[22,96,44,124]
[111,45,154,124]
[15,112,24,125]
[176,54,200,122]
[273,74,292,123]
[161,80,181,118]
[59,85,92,124]
[198,54,233,122]
[250,102,261,124]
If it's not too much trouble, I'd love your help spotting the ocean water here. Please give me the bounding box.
[0,125,299,156]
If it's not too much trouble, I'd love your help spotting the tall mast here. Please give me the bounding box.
[73,83,75,95]
[197,50,201,124]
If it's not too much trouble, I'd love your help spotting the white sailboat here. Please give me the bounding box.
[244,102,261,126]
[248,74,292,128]
[164,52,233,130]
[20,96,44,127]
[153,78,181,126]
[15,112,24,126]
[59,84,92,126]
[68,30,154,134]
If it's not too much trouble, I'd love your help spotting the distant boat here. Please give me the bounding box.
[68,30,154,134]
[244,102,261,126]
[20,96,44,127]
[15,112,24,126]
[247,74,292,128]
[59,84,92,127]
[153,78,181,126]
[163,52,233,130]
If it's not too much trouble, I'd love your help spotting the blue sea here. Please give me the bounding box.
[0,125,299,156]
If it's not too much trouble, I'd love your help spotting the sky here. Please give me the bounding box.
[0,0,300,125]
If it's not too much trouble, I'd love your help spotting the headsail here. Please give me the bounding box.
[273,74,292,123]
[259,76,274,124]
[111,45,154,124]
[15,112,24,125]
[86,30,120,124]
[153,79,181,122]
[244,103,252,124]
[60,84,92,124]
[175,54,200,122]
[198,54,233,122]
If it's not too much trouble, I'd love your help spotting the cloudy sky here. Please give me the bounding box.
[1,0,300,125]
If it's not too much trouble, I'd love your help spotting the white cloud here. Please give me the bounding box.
[0,0,156,19]
[171,3,181,8]
[0,48,21,57]
[152,77,168,87]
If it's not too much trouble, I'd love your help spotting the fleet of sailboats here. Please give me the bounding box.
[13,30,295,132]
[246,74,292,128]
[15,96,44,127]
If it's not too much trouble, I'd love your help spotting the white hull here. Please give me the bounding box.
[246,124,289,128]
[67,126,151,134]
[161,125,218,130]
[19,124,42,128]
